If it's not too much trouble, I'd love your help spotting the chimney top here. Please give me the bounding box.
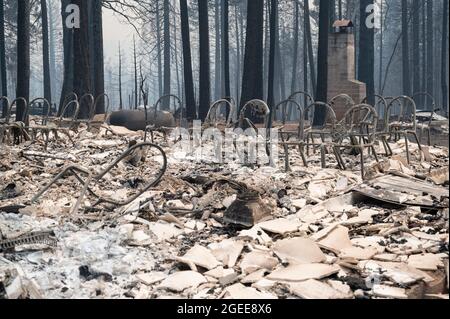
[332,20,354,33]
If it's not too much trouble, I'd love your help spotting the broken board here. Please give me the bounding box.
[352,174,449,208]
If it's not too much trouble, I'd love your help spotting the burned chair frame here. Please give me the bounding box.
[31,142,167,215]
[0,97,30,144]
[412,92,440,146]
[205,99,236,129]
[384,95,423,164]
[332,103,380,180]
[144,94,183,143]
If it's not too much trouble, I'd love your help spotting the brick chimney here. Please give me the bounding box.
[327,20,366,120]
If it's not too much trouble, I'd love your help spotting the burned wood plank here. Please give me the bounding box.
[353,174,449,208]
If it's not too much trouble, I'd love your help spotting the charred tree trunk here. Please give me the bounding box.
[163,0,171,109]
[442,0,449,113]
[234,3,241,104]
[180,0,196,120]
[72,0,91,119]
[222,0,230,100]
[198,0,211,121]
[16,0,31,123]
[291,1,299,95]
[92,0,104,113]
[133,36,138,109]
[359,0,375,105]
[119,43,123,110]
[426,0,434,108]
[401,0,411,96]
[313,0,330,125]
[173,11,181,102]
[288,0,300,119]
[48,0,57,106]
[156,0,163,98]
[0,0,7,117]
[41,0,52,107]
[214,0,221,99]
[59,0,74,113]
[304,0,316,94]
[240,0,264,109]
[412,0,420,95]
[267,0,277,115]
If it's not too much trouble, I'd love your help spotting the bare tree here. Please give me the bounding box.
[163,0,170,109]
[359,0,375,105]
[426,0,434,108]
[92,0,105,113]
[16,0,31,123]
[72,0,91,118]
[401,0,411,96]
[442,0,449,113]
[221,0,230,100]
[198,0,211,120]
[0,0,7,116]
[180,0,196,119]
[314,0,330,125]
[240,0,264,109]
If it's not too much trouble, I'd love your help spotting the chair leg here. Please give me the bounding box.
[71,174,93,215]
[404,134,410,164]
[320,144,326,169]
[360,146,366,180]
[333,146,345,170]
[371,145,379,163]
[306,133,311,156]
[32,166,77,203]
[411,132,423,162]
[299,144,308,167]
[283,144,291,172]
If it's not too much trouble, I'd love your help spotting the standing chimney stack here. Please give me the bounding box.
[327,20,367,119]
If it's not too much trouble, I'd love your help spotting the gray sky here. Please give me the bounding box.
[103,9,135,64]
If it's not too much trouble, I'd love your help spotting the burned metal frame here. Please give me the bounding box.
[236,100,272,165]
[385,95,422,164]
[412,92,439,146]
[145,94,183,143]
[329,94,355,110]
[303,102,338,165]
[273,99,307,172]
[1,97,30,144]
[287,91,314,121]
[272,99,305,141]
[332,103,380,180]
[72,93,95,129]
[288,91,314,111]
[88,94,111,131]
[45,100,80,148]
[31,142,167,215]
[0,96,10,118]
[26,98,52,149]
[0,96,10,142]
[205,99,236,128]
[238,99,271,131]
[362,94,388,121]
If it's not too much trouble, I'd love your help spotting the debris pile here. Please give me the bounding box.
[0,124,448,299]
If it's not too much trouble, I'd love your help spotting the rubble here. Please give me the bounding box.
[0,123,448,299]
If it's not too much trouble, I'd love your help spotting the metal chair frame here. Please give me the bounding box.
[1,97,29,144]
[412,92,439,146]
[31,142,167,215]
[385,95,423,164]
[205,99,236,129]
[332,104,380,179]
[145,94,183,143]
